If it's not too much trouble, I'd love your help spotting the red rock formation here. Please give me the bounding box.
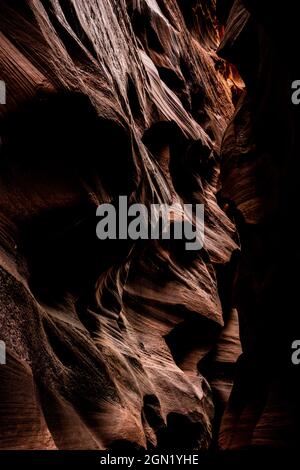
[0,0,241,450]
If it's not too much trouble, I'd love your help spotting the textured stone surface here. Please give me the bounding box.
[0,0,242,450]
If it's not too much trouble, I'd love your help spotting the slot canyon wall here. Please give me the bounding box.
[218,0,300,449]
[0,0,297,451]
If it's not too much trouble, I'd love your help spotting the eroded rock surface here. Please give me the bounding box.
[218,0,300,449]
[0,0,241,450]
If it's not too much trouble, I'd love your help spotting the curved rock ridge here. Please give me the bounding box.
[0,0,240,450]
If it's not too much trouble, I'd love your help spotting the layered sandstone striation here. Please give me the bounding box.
[0,0,243,450]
